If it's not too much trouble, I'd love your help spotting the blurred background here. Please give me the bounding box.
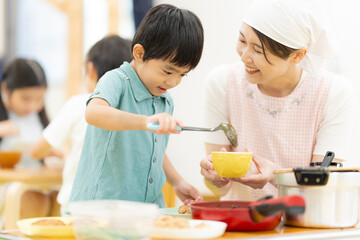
[1,0,359,201]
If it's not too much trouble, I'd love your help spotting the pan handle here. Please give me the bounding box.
[249,195,305,223]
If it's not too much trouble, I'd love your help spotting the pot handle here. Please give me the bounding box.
[249,195,305,223]
[293,151,335,186]
[320,151,335,167]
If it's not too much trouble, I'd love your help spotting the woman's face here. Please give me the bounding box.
[5,86,46,116]
[236,23,293,86]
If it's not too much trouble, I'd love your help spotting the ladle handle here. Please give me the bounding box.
[146,122,182,131]
[147,122,215,132]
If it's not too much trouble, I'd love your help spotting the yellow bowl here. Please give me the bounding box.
[212,152,252,178]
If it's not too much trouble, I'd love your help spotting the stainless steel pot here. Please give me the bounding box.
[274,168,360,228]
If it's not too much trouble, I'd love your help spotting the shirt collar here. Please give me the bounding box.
[120,62,170,102]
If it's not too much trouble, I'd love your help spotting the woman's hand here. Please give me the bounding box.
[232,148,280,189]
[0,120,19,137]
[146,113,183,135]
[173,180,203,205]
[200,148,230,188]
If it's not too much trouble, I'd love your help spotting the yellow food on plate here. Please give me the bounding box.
[212,152,252,178]
[178,205,191,214]
[17,217,74,238]
[32,218,71,226]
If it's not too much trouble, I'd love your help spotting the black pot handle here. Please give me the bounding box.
[294,151,335,186]
[248,195,305,223]
[320,151,335,167]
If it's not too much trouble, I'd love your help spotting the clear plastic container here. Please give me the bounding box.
[67,200,159,240]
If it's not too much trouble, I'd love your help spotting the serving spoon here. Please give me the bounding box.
[146,122,238,148]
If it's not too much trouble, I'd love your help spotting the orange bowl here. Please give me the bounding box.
[0,151,22,168]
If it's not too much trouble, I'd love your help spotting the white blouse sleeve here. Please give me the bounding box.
[313,75,356,161]
[202,65,230,145]
[43,95,87,149]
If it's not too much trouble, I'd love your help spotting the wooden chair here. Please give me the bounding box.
[3,182,61,229]
[162,181,176,208]
[0,167,62,230]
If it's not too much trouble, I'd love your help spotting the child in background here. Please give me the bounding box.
[69,4,204,207]
[31,35,132,214]
[0,58,51,222]
[0,58,49,167]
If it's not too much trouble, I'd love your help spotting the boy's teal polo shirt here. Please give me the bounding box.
[69,62,173,208]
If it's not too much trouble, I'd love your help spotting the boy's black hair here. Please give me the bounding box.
[131,4,204,70]
[86,35,132,80]
[0,58,49,134]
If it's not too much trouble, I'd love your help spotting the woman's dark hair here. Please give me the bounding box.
[0,58,49,129]
[131,4,204,70]
[86,35,132,80]
[252,27,297,64]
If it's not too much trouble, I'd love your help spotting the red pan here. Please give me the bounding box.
[190,195,305,231]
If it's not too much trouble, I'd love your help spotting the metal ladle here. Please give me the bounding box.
[147,122,238,148]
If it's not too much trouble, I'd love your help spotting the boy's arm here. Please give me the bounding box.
[163,154,202,204]
[86,98,148,131]
[86,98,182,134]
[163,154,183,186]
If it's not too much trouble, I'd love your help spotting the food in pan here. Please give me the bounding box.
[178,204,191,214]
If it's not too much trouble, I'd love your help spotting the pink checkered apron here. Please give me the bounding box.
[223,63,331,201]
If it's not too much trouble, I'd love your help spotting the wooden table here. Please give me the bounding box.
[0,167,62,229]
[2,224,360,240]
[0,167,62,184]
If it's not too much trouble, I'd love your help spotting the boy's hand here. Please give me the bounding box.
[173,180,203,205]
[146,113,183,135]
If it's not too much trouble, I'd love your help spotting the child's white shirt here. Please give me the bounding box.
[43,94,89,207]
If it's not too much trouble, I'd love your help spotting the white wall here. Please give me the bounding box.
[154,0,360,198]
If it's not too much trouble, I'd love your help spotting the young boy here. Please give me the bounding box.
[31,35,132,214]
[69,4,204,207]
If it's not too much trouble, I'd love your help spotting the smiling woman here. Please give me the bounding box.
[200,0,356,202]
